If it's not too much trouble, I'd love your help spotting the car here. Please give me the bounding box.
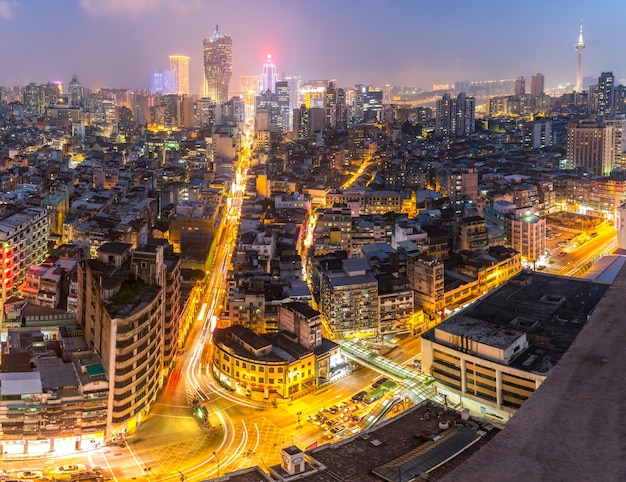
[371,377,389,389]
[350,390,367,403]
[321,418,340,430]
[56,464,87,474]
[315,414,328,425]
[590,232,597,237]
[328,405,340,414]
[559,251,567,257]
[17,471,43,480]
[325,425,347,439]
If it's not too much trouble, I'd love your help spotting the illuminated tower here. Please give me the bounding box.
[575,22,585,93]
[260,54,278,93]
[169,55,190,95]
[203,23,232,104]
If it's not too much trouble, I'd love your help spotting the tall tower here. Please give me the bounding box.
[530,73,545,97]
[575,22,585,93]
[203,23,232,104]
[260,54,278,93]
[169,55,190,95]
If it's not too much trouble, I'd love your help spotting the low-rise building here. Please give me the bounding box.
[421,272,608,421]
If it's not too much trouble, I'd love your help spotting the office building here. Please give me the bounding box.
[203,24,232,103]
[530,73,544,96]
[169,55,190,95]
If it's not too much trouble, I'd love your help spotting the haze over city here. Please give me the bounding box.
[1,0,625,92]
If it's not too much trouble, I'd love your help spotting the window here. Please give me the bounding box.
[269,378,274,384]
[269,367,274,373]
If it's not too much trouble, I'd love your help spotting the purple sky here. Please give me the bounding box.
[0,0,625,94]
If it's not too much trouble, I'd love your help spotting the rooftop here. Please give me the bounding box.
[423,272,609,375]
[442,262,626,482]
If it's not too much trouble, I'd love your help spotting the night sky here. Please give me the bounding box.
[1,0,625,94]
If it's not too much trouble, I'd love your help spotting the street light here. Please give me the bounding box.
[213,451,220,477]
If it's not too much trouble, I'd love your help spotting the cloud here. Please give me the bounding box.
[0,1,16,19]
[78,0,200,17]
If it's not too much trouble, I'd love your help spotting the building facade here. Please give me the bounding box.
[77,243,170,435]
[203,24,232,104]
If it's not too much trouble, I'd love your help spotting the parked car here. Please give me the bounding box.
[321,418,340,430]
[56,464,87,474]
[325,425,347,439]
[350,390,367,403]
[371,377,388,389]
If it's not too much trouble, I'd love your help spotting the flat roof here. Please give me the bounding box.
[442,262,626,481]
[423,272,609,375]
[435,315,525,350]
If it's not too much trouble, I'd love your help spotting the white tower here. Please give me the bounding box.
[260,54,278,93]
[575,22,585,93]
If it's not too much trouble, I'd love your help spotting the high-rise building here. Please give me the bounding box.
[435,93,475,138]
[239,75,261,106]
[151,70,175,94]
[169,55,190,95]
[260,54,278,94]
[77,243,181,435]
[275,80,291,132]
[567,119,623,176]
[515,76,526,96]
[68,75,83,108]
[0,206,48,297]
[597,72,616,119]
[575,22,585,93]
[203,23,232,104]
[530,73,544,96]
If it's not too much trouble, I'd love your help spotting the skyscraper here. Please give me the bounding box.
[203,24,232,104]
[260,54,278,93]
[530,73,544,97]
[169,55,190,95]
[575,22,585,93]
[435,93,475,139]
[597,72,615,119]
[514,76,525,96]
[151,70,175,94]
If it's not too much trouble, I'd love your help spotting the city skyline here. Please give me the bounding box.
[1,1,626,94]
